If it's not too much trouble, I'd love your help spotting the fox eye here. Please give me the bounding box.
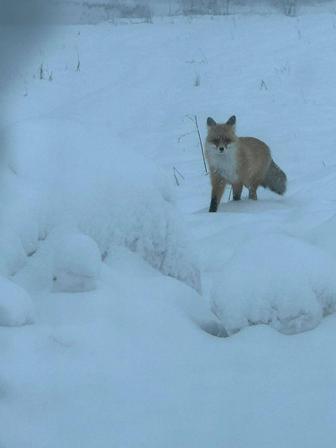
[212,138,220,146]
[224,138,231,145]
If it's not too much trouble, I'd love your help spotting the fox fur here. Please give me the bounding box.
[205,115,287,212]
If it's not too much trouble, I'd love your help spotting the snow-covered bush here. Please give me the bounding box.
[3,118,201,293]
[53,232,102,293]
[210,234,336,335]
[0,277,34,326]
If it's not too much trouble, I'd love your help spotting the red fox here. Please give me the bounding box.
[205,115,287,212]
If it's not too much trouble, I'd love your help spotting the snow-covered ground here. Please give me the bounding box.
[1,12,336,447]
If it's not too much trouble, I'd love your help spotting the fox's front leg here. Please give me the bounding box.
[232,182,243,201]
[209,172,226,212]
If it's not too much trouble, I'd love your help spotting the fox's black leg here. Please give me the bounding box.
[232,182,243,201]
[248,185,258,200]
[209,174,225,213]
[209,196,218,213]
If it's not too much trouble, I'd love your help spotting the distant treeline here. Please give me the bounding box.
[0,0,331,24]
[62,1,331,21]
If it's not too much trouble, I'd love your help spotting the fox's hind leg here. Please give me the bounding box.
[232,182,243,201]
[209,172,226,212]
[248,184,258,200]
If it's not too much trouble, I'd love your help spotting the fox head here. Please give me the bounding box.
[206,115,237,152]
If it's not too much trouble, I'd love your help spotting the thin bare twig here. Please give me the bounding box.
[260,80,268,90]
[76,48,81,72]
[177,130,194,143]
[173,168,179,186]
[186,114,208,174]
[174,166,185,180]
[173,166,185,186]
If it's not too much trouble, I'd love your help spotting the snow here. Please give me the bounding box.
[0,277,34,326]
[211,233,336,335]
[2,118,201,292]
[1,9,336,448]
[0,228,26,277]
[308,215,336,258]
[52,232,102,292]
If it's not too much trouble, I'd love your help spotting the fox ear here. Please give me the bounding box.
[226,115,236,127]
[207,117,217,127]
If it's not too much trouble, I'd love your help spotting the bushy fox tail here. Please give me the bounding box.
[263,160,287,195]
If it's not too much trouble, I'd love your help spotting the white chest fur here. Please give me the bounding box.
[205,143,239,184]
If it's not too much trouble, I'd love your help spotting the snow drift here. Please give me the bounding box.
[211,234,336,335]
[52,232,102,292]
[1,118,201,293]
[0,276,34,326]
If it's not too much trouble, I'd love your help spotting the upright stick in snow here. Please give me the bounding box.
[187,114,208,174]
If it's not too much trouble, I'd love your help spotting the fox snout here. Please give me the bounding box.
[211,139,232,153]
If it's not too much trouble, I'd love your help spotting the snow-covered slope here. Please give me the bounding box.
[1,12,336,447]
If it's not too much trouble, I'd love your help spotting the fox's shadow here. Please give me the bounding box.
[195,196,288,215]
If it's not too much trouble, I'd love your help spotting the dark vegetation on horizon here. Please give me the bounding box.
[0,0,328,25]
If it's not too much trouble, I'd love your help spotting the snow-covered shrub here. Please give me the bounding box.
[53,232,102,293]
[210,234,336,335]
[4,118,201,293]
[0,277,34,326]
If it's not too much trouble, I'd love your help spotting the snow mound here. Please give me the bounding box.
[210,234,336,335]
[0,277,35,326]
[308,215,336,258]
[53,233,102,293]
[0,228,26,277]
[5,119,201,293]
